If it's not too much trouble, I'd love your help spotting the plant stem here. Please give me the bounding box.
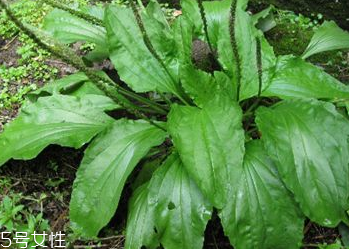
[244,98,261,118]
[246,128,258,136]
[197,0,214,55]
[117,88,167,114]
[175,91,191,106]
[229,0,242,102]
[136,0,145,10]
[256,38,263,97]
[302,244,320,248]
[158,91,172,106]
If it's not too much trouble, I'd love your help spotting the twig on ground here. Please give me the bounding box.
[0,34,18,51]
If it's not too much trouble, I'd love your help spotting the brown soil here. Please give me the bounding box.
[0,36,76,131]
[0,36,21,67]
[1,146,82,233]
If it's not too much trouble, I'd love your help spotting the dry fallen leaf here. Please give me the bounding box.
[173,10,182,17]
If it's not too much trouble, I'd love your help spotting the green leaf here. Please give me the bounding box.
[26,72,119,111]
[180,66,228,107]
[318,240,345,249]
[34,72,88,94]
[148,153,213,249]
[256,99,349,226]
[252,6,276,32]
[179,0,202,37]
[105,5,183,98]
[220,141,304,249]
[70,119,167,237]
[263,56,349,100]
[0,94,115,166]
[80,5,105,20]
[131,157,163,191]
[302,21,349,59]
[43,9,106,44]
[339,223,349,246]
[125,184,159,249]
[43,9,108,61]
[28,73,92,100]
[168,95,245,208]
[28,72,120,103]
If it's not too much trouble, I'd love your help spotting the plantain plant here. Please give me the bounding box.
[1,0,349,248]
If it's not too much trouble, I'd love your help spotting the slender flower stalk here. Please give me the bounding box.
[256,38,263,97]
[197,0,214,55]
[229,0,242,101]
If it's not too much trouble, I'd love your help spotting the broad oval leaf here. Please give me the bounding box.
[43,9,108,61]
[263,56,349,100]
[80,5,105,20]
[27,72,109,102]
[0,94,115,166]
[27,72,89,101]
[168,95,245,208]
[252,6,276,32]
[256,99,349,226]
[105,5,183,98]
[125,183,159,249]
[220,141,304,249]
[302,21,349,59]
[147,153,213,249]
[70,119,167,237]
[28,72,123,104]
[131,157,163,192]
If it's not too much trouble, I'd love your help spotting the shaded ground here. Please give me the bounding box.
[0,37,22,130]
[0,35,75,131]
[249,0,349,30]
[0,146,125,248]
[0,35,20,67]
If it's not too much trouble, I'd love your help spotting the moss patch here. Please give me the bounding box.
[266,22,312,56]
